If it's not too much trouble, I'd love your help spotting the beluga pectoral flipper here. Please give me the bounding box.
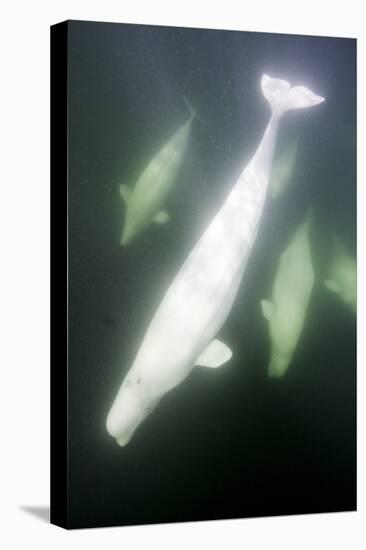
[106,75,325,446]
[119,99,196,245]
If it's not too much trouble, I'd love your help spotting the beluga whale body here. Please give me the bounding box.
[119,100,196,245]
[260,210,314,378]
[324,235,356,313]
[271,138,299,199]
[106,75,325,446]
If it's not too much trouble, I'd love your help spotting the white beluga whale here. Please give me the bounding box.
[119,99,196,245]
[106,75,325,446]
[260,210,314,378]
[324,235,356,313]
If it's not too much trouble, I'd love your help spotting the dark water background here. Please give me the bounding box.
[67,21,356,528]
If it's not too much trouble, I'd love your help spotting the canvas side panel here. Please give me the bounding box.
[50,20,69,529]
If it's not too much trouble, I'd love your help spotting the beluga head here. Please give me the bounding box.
[106,375,159,446]
[120,215,138,246]
[118,185,142,246]
[268,344,294,378]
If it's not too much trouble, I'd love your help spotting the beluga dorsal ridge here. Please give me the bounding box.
[106,75,325,446]
[119,99,197,245]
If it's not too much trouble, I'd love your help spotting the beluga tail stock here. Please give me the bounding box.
[107,74,325,446]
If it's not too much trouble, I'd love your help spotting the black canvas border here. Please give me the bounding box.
[50,20,69,529]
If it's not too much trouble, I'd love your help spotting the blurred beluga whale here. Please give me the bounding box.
[324,235,356,313]
[106,74,325,446]
[119,99,196,245]
[271,138,299,198]
[260,210,314,378]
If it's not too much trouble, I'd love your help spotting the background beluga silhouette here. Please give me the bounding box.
[106,74,325,446]
[261,210,315,377]
[324,235,356,313]
[271,138,299,199]
[119,99,196,245]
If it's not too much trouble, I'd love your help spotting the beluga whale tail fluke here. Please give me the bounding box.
[261,74,325,117]
[107,74,325,447]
